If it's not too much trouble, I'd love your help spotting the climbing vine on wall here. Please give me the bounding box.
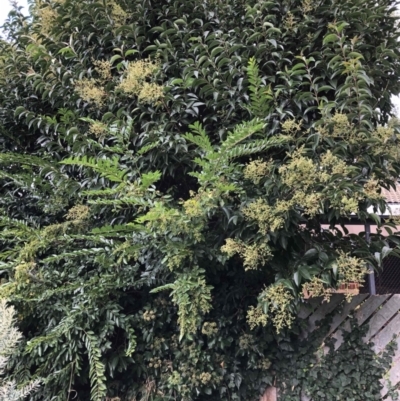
[272,314,397,401]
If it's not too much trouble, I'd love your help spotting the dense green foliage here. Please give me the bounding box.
[1,0,400,400]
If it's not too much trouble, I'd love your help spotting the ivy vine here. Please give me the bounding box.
[272,313,398,401]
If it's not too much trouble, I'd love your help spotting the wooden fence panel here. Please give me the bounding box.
[364,295,400,341]
[326,293,368,336]
[307,294,344,334]
[355,294,391,325]
[298,297,323,319]
[372,313,400,353]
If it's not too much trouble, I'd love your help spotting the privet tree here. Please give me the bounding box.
[1,0,400,400]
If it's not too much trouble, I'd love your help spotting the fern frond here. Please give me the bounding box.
[136,204,180,224]
[83,185,126,197]
[224,135,288,159]
[149,283,175,293]
[0,216,37,234]
[84,331,107,401]
[248,57,262,98]
[140,171,161,190]
[87,197,149,207]
[25,313,78,352]
[60,155,128,183]
[125,328,137,357]
[0,250,20,261]
[192,157,212,169]
[184,122,214,153]
[33,282,82,302]
[137,141,159,155]
[220,118,265,150]
[0,261,17,271]
[91,224,142,235]
[0,153,58,170]
[0,170,33,187]
[247,57,274,117]
[41,248,105,264]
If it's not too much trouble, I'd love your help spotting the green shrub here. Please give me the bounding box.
[0,0,400,400]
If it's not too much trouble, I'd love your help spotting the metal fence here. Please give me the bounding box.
[358,255,400,295]
[374,255,400,294]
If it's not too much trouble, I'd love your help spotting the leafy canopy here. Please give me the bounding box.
[1,0,400,400]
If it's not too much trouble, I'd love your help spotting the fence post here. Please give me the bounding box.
[365,221,376,295]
